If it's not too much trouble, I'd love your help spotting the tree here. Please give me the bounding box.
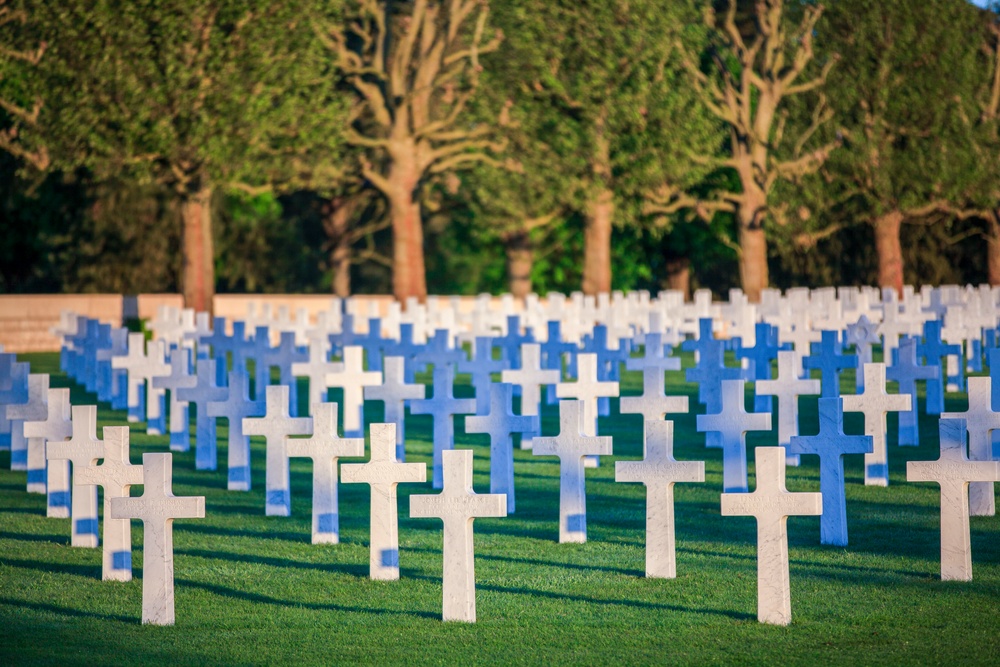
[318,0,503,302]
[790,0,984,295]
[478,0,716,296]
[665,0,839,301]
[28,0,344,311]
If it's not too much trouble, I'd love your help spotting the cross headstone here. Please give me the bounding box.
[410,448,506,623]
[908,418,1000,581]
[410,365,476,488]
[152,347,196,452]
[458,336,507,415]
[465,382,538,512]
[917,319,962,415]
[292,338,342,409]
[620,333,688,422]
[326,346,381,437]
[539,321,575,405]
[841,363,911,486]
[940,376,1000,516]
[25,388,73,516]
[175,358,228,471]
[532,400,612,543]
[207,369,266,488]
[260,331,308,416]
[242,384,311,513]
[384,322,422,383]
[737,322,785,412]
[8,374,48,473]
[684,318,746,448]
[341,423,427,580]
[720,446,823,625]
[45,405,102,547]
[755,350,821,466]
[556,353,618,468]
[615,420,704,578]
[803,330,856,398]
[287,402,364,544]
[112,333,149,423]
[845,315,880,391]
[886,337,937,446]
[364,356,425,461]
[789,397,872,546]
[110,452,204,625]
[696,380,771,493]
[74,426,144,581]
[0,355,28,455]
[501,343,560,450]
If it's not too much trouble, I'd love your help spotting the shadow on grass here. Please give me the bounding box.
[0,530,67,544]
[406,546,645,577]
[1,557,101,579]
[177,578,439,620]
[176,548,369,578]
[474,582,755,621]
[0,596,133,623]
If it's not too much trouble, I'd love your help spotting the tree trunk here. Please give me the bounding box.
[582,188,613,295]
[738,224,768,303]
[988,211,1000,287]
[180,184,214,314]
[664,256,691,300]
[322,196,359,297]
[505,230,533,300]
[873,210,904,297]
[387,155,427,302]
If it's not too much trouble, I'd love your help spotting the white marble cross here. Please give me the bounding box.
[152,347,196,452]
[756,350,820,465]
[845,315,880,391]
[112,332,149,423]
[110,452,205,625]
[940,376,1000,516]
[243,384,312,515]
[556,353,618,467]
[364,356,425,461]
[175,358,227,472]
[842,363,911,487]
[620,333,688,423]
[410,448,506,623]
[697,380,771,493]
[46,405,102,547]
[292,338,342,408]
[721,446,822,625]
[501,343,559,449]
[286,402,364,544]
[615,420,704,578]
[908,418,1000,581]
[207,369,266,489]
[326,345,381,437]
[74,426,144,581]
[410,365,476,488]
[465,382,538,513]
[7,373,49,474]
[789,397,872,546]
[532,400,612,543]
[341,423,427,580]
[25,388,72,517]
[887,337,938,446]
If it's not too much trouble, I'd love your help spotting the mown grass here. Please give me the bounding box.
[1,350,999,666]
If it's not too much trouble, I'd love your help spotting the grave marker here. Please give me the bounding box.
[110,452,204,625]
[326,345,381,437]
[803,330,856,398]
[886,337,937,446]
[841,363,911,486]
[721,446,822,625]
[242,384,311,513]
[615,420,704,578]
[287,402,364,544]
[940,376,1000,516]
[907,418,1000,581]
[341,423,427,580]
[45,405,102,547]
[410,448,506,623]
[74,426,144,581]
[24,388,73,516]
[175,359,227,471]
[410,365,476,488]
[789,397,872,546]
[532,400,612,543]
[696,380,771,493]
[556,353,618,467]
[620,333,688,422]
[500,343,559,450]
[152,348,196,452]
[7,373,48,473]
[364,356,425,460]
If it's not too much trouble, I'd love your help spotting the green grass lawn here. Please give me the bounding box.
[2,351,999,666]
